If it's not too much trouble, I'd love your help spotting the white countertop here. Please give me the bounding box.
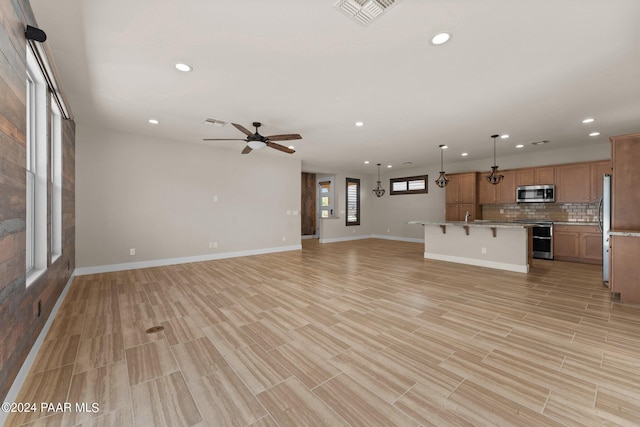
[609,230,640,238]
[408,221,534,229]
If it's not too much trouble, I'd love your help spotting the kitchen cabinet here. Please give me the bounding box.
[589,160,611,203]
[555,163,591,203]
[610,234,640,304]
[554,224,602,264]
[611,133,640,230]
[477,170,516,204]
[516,167,554,186]
[445,173,479,221]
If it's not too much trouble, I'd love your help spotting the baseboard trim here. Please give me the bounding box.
[319,234,424,244]
[75,245,303,276]
[301,235,318,240]
[1,271,76,426]
[370,234,424,243]
[424,252,529,273]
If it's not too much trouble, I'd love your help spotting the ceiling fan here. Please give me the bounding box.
[203,121,301,154]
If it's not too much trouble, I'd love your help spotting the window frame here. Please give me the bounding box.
[345,177,360,226]
[390,175,429,195]
[50,94,62,261]
[26,45,49,286]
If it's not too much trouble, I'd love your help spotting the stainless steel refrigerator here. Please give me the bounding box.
[598,174,612,285]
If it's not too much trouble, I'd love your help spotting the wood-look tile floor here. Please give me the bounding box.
[6,239,640,426]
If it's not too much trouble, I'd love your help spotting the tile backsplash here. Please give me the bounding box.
[482,202,599,223]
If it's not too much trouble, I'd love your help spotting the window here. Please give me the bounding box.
[390,175,428,195]
[26,46,49,285]
[346,178,360,226]
[317,176,335,218]
[50,95,62,261]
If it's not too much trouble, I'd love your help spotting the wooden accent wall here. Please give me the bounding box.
[0,0,76,401]
[301,172,316,236]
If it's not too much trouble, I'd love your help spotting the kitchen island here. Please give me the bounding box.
[409,221,533,273]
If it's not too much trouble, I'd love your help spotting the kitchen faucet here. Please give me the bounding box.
[465,211,471,223]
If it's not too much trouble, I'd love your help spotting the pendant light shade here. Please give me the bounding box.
[487,134,504,185]
[435,144,449,188]
[373,163,385,197]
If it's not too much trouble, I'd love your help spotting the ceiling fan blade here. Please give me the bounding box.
[267,142,295,154]
[232,123,254,136]
[265,133,302,142]
[203,138,247,141]
[241,145,253,154]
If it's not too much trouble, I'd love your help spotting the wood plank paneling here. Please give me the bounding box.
[0,0,76,402]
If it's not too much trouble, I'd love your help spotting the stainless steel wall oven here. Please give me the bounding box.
[516,220,553,260]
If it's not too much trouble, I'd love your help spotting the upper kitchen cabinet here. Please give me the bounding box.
[555,163,590,203]
[477,170,516,204]
[445,172,479,221]
[516,167,554,186]
[611,133,640,230]
[589,160,612,203]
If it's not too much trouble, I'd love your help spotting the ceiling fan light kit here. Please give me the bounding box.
[373,163,386,197]
[487,134,504,185]
[203,121,301,155]
[435,144,449,188]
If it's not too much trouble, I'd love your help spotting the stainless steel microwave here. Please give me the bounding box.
[516,184,555,203]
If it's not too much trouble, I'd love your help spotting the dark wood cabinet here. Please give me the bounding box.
[555,163,591,203]
[516,167,554,186]
[477,170,516,204]
[610,235,640,304]
[611,134,640,230]
[445,173,478,221]
[554,224,602,265]
[609,133,640,304]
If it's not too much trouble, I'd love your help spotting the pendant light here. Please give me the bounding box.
[486,134,504,185]
[435,144,449,188]
[372,163,385,197]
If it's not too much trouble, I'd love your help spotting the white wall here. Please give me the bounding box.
[369,165,446,241]
[76,125,301,269]
[315,170,375,242]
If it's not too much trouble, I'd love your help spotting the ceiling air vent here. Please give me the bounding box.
[335,0,404,27]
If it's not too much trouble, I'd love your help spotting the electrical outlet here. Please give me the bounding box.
[387,228,391,233]
[209,242,214,249]
[286,210,292,216]
[282,236,287,242]
[213,242,218,248]
[130,248,135,256]
[481,247,487,254]
[292,210,298,216]
[213,196,218,202]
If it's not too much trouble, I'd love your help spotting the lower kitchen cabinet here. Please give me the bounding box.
[610,234,640,304]
[554,225,602,264]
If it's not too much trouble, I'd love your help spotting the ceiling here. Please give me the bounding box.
[30,0,640,173]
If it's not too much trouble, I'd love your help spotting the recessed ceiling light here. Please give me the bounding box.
[148,119,159,124]
[175,63,192,72]
[403,161,412,165]
[461,152,468,157]
[531,140,549,145]
[582,118,595,124]
[288,145,295,150]
[440,145,448,149]
[500,134,510,139]
[516,144,524,148]
[589,132,600,137]
[387,165,392,168]
[355,121,364,127]
[431,32,451,45]
[364,160,370,164]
